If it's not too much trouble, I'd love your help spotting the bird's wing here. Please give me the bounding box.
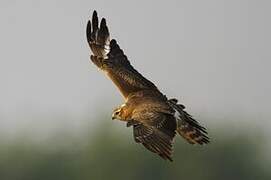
[86,11,158,98]
[131,110,176,161]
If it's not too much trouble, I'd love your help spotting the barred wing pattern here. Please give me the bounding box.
[86,11,158,98]
[132,113,177,161]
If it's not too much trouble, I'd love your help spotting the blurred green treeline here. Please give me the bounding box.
[0,116,270,180]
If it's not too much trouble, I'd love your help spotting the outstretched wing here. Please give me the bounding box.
[86,11,158,98]
[131,110,177,161]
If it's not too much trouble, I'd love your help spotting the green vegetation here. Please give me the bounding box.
[0,118,269,180]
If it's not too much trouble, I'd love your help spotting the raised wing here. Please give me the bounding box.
[86,11,158,98]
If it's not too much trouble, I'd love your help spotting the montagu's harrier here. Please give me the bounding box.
[86,11,209,161]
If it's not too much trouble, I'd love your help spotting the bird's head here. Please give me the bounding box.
[112,104,127,121]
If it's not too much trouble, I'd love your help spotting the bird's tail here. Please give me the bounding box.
[168,98,210,145]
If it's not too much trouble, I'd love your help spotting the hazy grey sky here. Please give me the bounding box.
[0,0,270,137]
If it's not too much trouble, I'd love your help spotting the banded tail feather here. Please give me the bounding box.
[168,98,210,145]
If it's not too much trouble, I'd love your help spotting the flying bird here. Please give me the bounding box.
[86,11,209,161]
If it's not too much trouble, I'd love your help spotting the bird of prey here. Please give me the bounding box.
[86,11,209,161]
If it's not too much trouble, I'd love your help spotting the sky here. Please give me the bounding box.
[0,0,270,138]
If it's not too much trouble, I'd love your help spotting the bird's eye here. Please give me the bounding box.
[115,111,120,115]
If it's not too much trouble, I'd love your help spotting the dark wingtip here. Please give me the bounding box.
[92,10,98,32]
[110,39,117,44]
[110,39,118,47]
[86,20,91,42]
[93,10,97,17]
[100,18,109,35]
[101,18,106,26]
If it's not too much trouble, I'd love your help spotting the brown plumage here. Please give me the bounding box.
[86,11,209,161]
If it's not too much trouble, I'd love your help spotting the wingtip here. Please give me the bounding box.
[101,18,106,27]
[92,10,99,31]
[86,20,91,42]
[93,10,97,17]
[110,39,118,47]
[160,153,173,162]
[100,17,110,37]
